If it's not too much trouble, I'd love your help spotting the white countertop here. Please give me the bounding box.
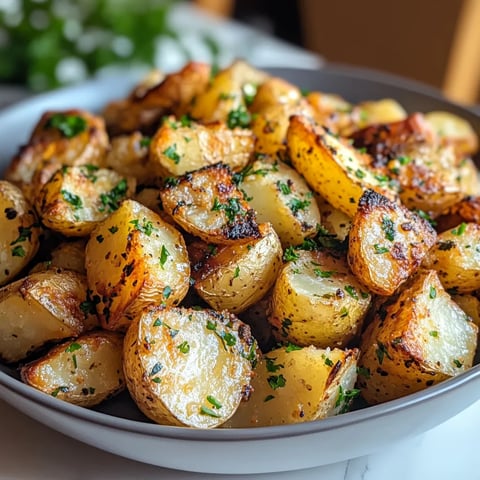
[1,397,479,479]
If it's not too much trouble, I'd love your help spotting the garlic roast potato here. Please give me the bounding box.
[21,331,125,407]
[123,305,258,428]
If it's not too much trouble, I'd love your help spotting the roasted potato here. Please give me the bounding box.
[224,345,359,427]
[85,199,190,331]
[315,194,351,241]
[423,222,480,293]
[238,157,321,247]
[249,77,302,112]
[0,270,89,363]
[348,190,436,296]
[287,115,397,217]
[435,196,480,232]
[191,223,283,314]
[21,331,124,407]
[268,249,371,348]
[123,305,258,428]
[30,239,87,275]
[149,119,254,177]
[159,163,260,244]
[357,270,478,405]
[0,180,42,286]
[35,165,136,237]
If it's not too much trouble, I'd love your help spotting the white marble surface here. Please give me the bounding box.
[0,397,479,479]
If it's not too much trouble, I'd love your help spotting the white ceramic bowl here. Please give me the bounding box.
[0,66,479,475]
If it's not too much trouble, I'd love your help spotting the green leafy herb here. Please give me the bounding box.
[233,266,240,279]
[65,343,81,353]
[453,359,463,368]
[139,136,151,148]
[11,245,26,257]
[355,168,366,179]
[163,285,172,299]
[99,179,128,213]
[108,225,119,234]
[313,268,335,278]
[375,341,392,365]
[242,82,257,106]
[381,216,395,241]
[415,209,437,227]
[438,240,455,251]
[322,354,334,367]
[264,395,275,402]
[206,395,222,409]
[211,197,245,224]
[61,189,83,209]
[159,245,170,269]
[149,362,163,376]
[452,223,467,236]
[177,341,190,354]
[222,332,237,346]
[374,244,389,254]
[265,357,284,373]
[335,385,360,414]
[356,366,371,378]
[267,374,286,390]
[153,318,162,327]
[285,342,302,352]
[51,386,69,397]
[227,106,251,129]
[398,155,412,165]
[47,113,87,138]
[200,406,221,418]
[288,197,311,214]
[344,285,358,300]
[429,330,439,338]
[10,225,35,245]
[283,246,300,262]
[429,286,437,299]
[277,180,291,195]
[163,144,181,164]
[130,218,156,236]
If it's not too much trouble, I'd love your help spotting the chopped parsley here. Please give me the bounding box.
[313,268,335,278]
[65,342,81,353]
[451,223,467,236]
[453,359,463,368]
[335,385,360,414]
[381,216,395,241]
[322,354,334,367]
[267,374,286,390]
[277,180,292,195]
[11,245,25,257]
[206,395,222,409]
[99,179,128,213]
[46,113,87,138]
[10,225,35,245]
[163,144,181,164]
[61,189,82,209]
[177,341,190,354]
[233,266,240,279]
[429,286,437,299]
[344,285,358,300]
[130,218,156,236]
[51,386,69,397]
[265,357,284,373]
[283,246,300,262]
[163,285,172,299]
[375,341,392,365]
[159,245,170,269]
[288,197,311,215]
[285,342,302,352]
[139,136,151,148]
[227,106,251,129]
[200,406,221,418]
[429,330,439,338]
[211,197,245,224]
[373,244,389,254]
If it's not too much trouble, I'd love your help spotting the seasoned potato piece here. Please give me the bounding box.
[190,60,268,123]
[224,346,359,427]
[456,157,480,197]
[4,110,108,193]
[350,99,407,133]
[191,223,282,314]
[435,196,480,232]
[423,222,480,293]
[85,199,190,331]
[21,331,125,407]
[287,115,397,217]
[0,270,88,363]
[30,239,87,275]
[159,163,260,244]
[249,77,302,112]
[149,120,254,177]
[315,194,351,241]
[268,250,371,348]
[105,132,153,185]
[452,294,480,327]
[123,305,258,428]
[35,166,135,237]
[134,187,176,225]
[103,62,211,136]
[358,270,478,405]
[0,180,41,286]
[239,158,321,247]
[425,111,479,156]
[348,190,436,296]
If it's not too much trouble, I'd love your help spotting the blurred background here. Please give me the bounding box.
[0,0,479,104]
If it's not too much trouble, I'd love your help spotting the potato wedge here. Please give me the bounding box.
[287,115,397,217]
[85,199,190,331]
[35,165,136,237]
[30,239,87,275]
[249,77,302,112]
[0,270,88,363]
[21,331,125,407]
[348,190,436,296]
[224,346,359,427]
[191,223,283,314]
[159,163,260,244]
[357,270,478,405]
[123,305,258,428]
[239,158,321,247]
[423,222,480,293]
[0,180,42,286]
[149,120,254,177]
[268,250,371,348]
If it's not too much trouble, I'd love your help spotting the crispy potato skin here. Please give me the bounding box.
[160,163,260,244]
[435,196,480,232]
[0,180,41,286]
[224,346,359,427]
[123,305,257,428]
[21,331,125,407]
[358,270,478,405]
[268,250,371,348]
[348,190,436,296]
[191,223,283,314]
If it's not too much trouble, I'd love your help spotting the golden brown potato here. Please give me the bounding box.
[348,190,437,296]
[423,222,480,293]
[191,223,283,314]
[0,180,42,286]
[85,199,190,331]
[452,294,480,327]
[249,77,302,112]
[315,194,351,241]
[30,239,87,275]
[435,196,480,232]
[224,346,359,427]
[287,115,397,217]
[123,305,258,428]
[357,270,478,405]
[239,158,321,247]
[0,270,88,363]
[149,119,254,177]
[268,249,371,348]
[348,99,408,134]
[21,331,125,407]
[35,165,136,237]
[159,163,260,245]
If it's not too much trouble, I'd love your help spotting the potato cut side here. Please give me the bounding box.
[160,163,260,244]
[35,166,135,237]
[149,120,254,178]
[85,199,190,331]
[224,346,359,427]
[21,331,125,407]
[191,223,283,314]
[423,222,480,293]
[0,270,88,363]
[287,115,397,217]
[123,306,258,428]
[268,250,371,348]
[0,180,42,286]
[239,158,321,247]
[358,270,478,405]
[249,77,302,112]
[315,194,351,241]
[348,189,436,296]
